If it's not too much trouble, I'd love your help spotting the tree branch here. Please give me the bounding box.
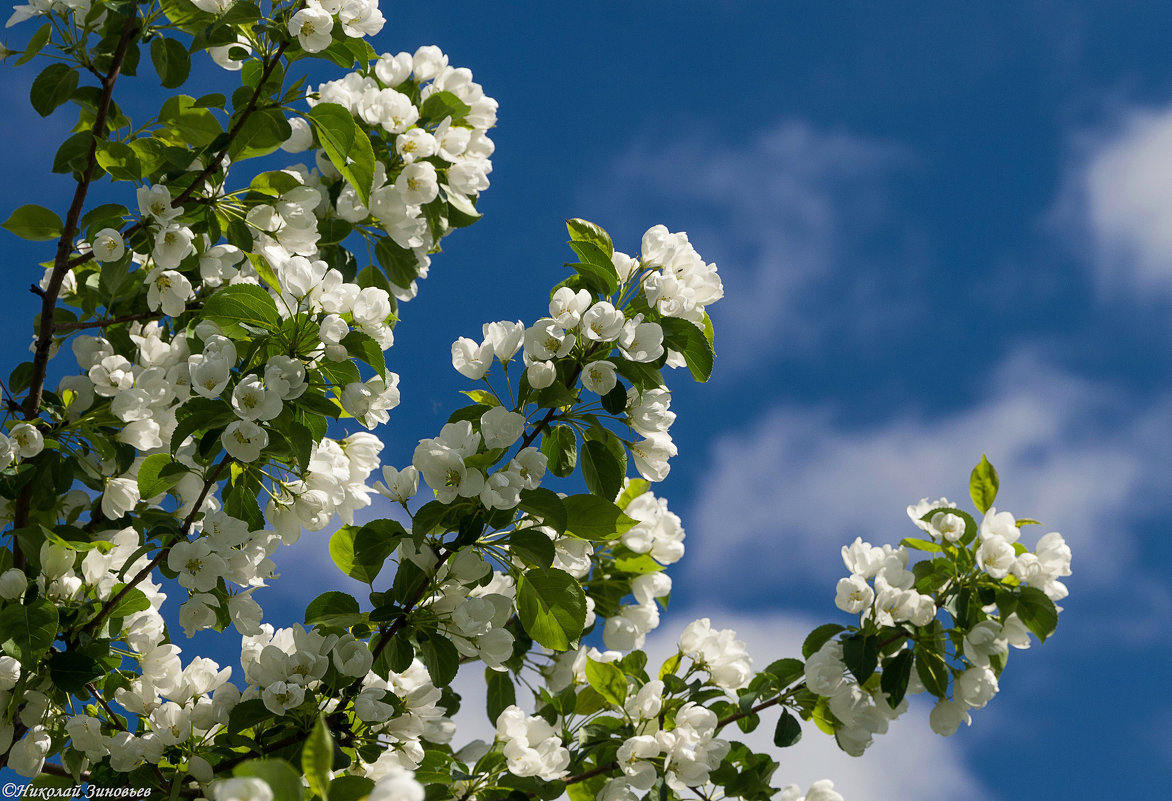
[53,310,166,332]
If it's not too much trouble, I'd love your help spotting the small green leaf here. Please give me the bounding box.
[418,631,459,686]
[518,488,567,534]
[418,90,472,122]
[30,63,79,117]
[309,103,374,206]
[517,568,586,650]
[568,240,619,295]
[659,317,714,383]
[566,218,614,258]
[1015,586,1059,642]
[485,668,516,723]
[234,759,303,801]
[801,623,845,659]
[94,140,143,181]
[842,633,878,684]
[328,777,374,801]
[304,592,363,628]
[151,36,191,89]
[329,520,405,584]
[202,284,280,330]
[49,650,104,694]
[302,715,333,801]
[508,529,556,569]
[581,439,624,500]
[540,424,577,478]
[773,709,802,747]
[914,646,950,698]
[879,650,914,708]
[2,204,64,241]
[969,454,999,515]
[0,598,59,666]
[585,657,627,706]
[137,453,187,498]
[562,495,636,541]
[105,585,151,620]
[763,657,805,687]
[342,330,386,377]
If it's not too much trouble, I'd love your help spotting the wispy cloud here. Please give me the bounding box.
[1054,103,1172,299]
[584,120,923,362]
[681,349,1162,606]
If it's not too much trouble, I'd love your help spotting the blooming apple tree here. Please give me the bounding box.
[0,1,1073,800]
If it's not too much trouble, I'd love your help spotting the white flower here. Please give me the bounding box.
[289,6,333,53]
[208,34,251,71]
[618,318,664,363]
[92,227,125,262]
[232,375,282,421]
[339,0,384,38]
[630,432,676,482]
[525,318,576,361]
[928,699,971,736]
[280,117,314,153]
[152,225,196,271]
[340,373,401,428]
[138,184,181,222]
[929,511,966,542]
[396,161,439,205]
[374,465,419,503]
[8,726,50,777]
[412,45,448,82]
[212,777,274,801]
[9,423,43,458]
[526,360,556,389]
[956,665,998,709]
[549,287,592,329]
[482,320,524,361]
[480,406,525,449]
[976,535,1016,579]
[835,574,875,614]
[369,769,425,801]
[0,655,21,691]
[264,356,307,399]
[582,360,618,395]
[222,420,269,462]
[146,267,195,316]
[581,301,625,342]
[626,388,675,435]
[169,541,228,593]
[102,476,140,519]
[375,52,413,86]
[979,506,1020,543]
[0,568,26,600]
[452,337,495,379]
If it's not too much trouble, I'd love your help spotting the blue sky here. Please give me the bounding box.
[3,1,1171,796]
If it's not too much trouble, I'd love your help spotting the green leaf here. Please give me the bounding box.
[914,646,950,698]
[329,520,405,585]
[309,103,375,207]
[49,650,104,694]
[375,238,422,289]
[616,479,650,510]
[659,317,715,382]
[137,453,187,498]
[540,424,577,478]
[801,623,845,659]
[418,631,460,686]
[304,592,363,628]
[2,204,63,241]
[585,657,627,706]
[30,63,79,117]
[171,398,236,451]
[763,657,805,687]
[419,90,472,122]
[202,284,280,330]
[509,529,556,569]
[581,438,624,501]
[158,95,223,147]
[879,650,914,708]
[53,131,93,176]
[232,109,294,160]
[568,241,619,295]
[1015,586,1059,642]
[842,633,878,684]
[151,36,191,89]
[235,759,304,801]
[516,568,587,650]
[900,537,943,553]
[518,488,567,534]
[105,584,151,620]
[485,668,516,723]
[773,709,802,747]
[342,330,386,377]
[566,218,614,258]
[0,598,59,666]
[94,140,143,181]
[15,22,51,67]
[328,777,374,801]
[302,715,333,801]
[562,495,636,540]
[969,454,999,515]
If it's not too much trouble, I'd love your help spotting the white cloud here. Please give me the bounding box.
[587,121,922,361]
[683,350,1156,601]
[1060,104,1172,298]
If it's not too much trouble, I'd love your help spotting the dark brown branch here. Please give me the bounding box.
[54,310,165,331]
